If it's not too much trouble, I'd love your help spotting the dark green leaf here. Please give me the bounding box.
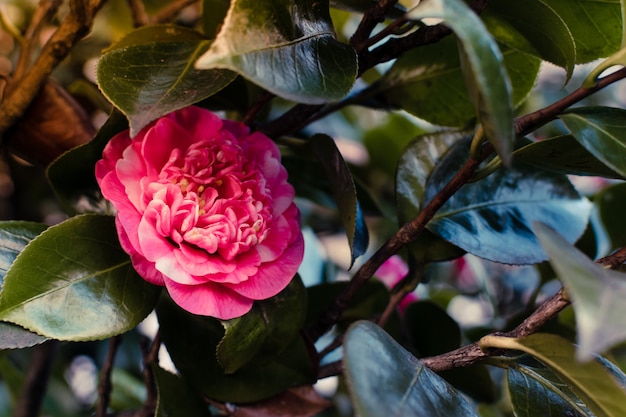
[344,320,479,417]
[535,223,626,361]
[514,135,625,179]
[157,295,316,403]
[0,215,161,341]
[424,138,591,264]
[0,221,47,284]
[508,357,589,417]
[201,0,230,39]
[406,0,516,164]
[596,183,626,251]
[559,107,626,178]
[543,0,622,63]
[309,134,368,267]
[481,333,626,417]
[217,276,307,374]
[396,130,467,263]
[195,0,357,104]
[405,301,460,357]
[47,110,128,215]
[110,369,147,410]
[482,0,576,80]
[97,25,236,136]
[154,365,212,417]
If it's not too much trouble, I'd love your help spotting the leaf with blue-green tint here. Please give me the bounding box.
[344,321,479,417]
[195,0,357,104]
[97,25,236,136]
[424,138,591,264]
[0,215,161,341]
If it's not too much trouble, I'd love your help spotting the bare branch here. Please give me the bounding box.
[96,336,123,417]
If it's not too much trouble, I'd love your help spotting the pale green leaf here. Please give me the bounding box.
[481,333,626,417]
[535,222,626,361]
[195,0,357,104]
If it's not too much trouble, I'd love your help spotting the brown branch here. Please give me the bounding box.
[0,0,107,137]
[350,0,399,52]
[96,336,123,417]
[125,0,149,27]
[152,0,199,24]
[135,335,160,417]
[13,341,58,417]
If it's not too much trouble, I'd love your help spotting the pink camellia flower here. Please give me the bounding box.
[374,255,417,312]
[96,106,304,320]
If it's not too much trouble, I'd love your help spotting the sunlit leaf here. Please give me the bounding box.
[405,0,515,165]
[513,135,625,179]
[559,107,626,178]
[424,138,591,264]
[309,134,368,267]
[396,130,466,263]
[543,0,621,64]
[0,215,161,341]
[535,222,626,361]
[344,321,479,417]
[97,25,236,136]
[217,276,306,374]
[480,333,626,417]
[482,0,575,80]
[195,0,357,104]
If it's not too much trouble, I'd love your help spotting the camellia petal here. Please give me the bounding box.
[95,106,304,320]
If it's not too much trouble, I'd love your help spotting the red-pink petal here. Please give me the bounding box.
[165,279,253,319]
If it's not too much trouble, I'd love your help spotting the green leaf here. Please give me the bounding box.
[596,183,626,251]
[96,25,236,136]
[406,0,516,165]
[157,295,316,403]
[309,134,368,267]
[0,215,161,341]
[513,135,625,179]
[109,369,147,410]
[482,0,576,80]
[344,320,479,417]
[480,333,626,417]
[507,356,590,417]
[195,0,357,104]
[543,0,622,64]
[47,110,128,215]
[424,138,591,264]
[535,223,626,361]
[154,365,212,417]
[201,0,230,39]
[0,322,47,350]
[405,301,460,357]
[217,276,307,374]
[559,107,626,178]
[396,130,467,263]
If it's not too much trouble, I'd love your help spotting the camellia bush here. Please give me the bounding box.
[3,0,626,415]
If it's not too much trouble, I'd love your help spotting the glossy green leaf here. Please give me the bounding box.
[405,0,515,165]
[543,0,622,63]
[514,135,625,179]
[480,333,626,417]
[596,183,626,251]
[97,25,236,136]
[157,295,316,403]
[195,0,357,104]
[344,321,479,417]
[559,107,626,178]
[482,0,575,80]
[154,365,212,417]
[0,215,161,341]
[396,130,466,263]
[0,221,47,284]
[47,110,127,215]
[217,276,306,374]
[309,134,368,267]
[423,138,591,264]
[507,357,589,417]
[535,223,626,361]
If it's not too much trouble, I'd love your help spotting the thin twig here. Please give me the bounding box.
[0,0,107,137]
[125,0,149,27]
[350,0,399,52]
[242,91,275,126]
[96,336,122,417]
[13,341,58,417]
[152,0,199,24]
[136,336,159,417]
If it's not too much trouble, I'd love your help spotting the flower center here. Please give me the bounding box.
[148,136,272,261]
